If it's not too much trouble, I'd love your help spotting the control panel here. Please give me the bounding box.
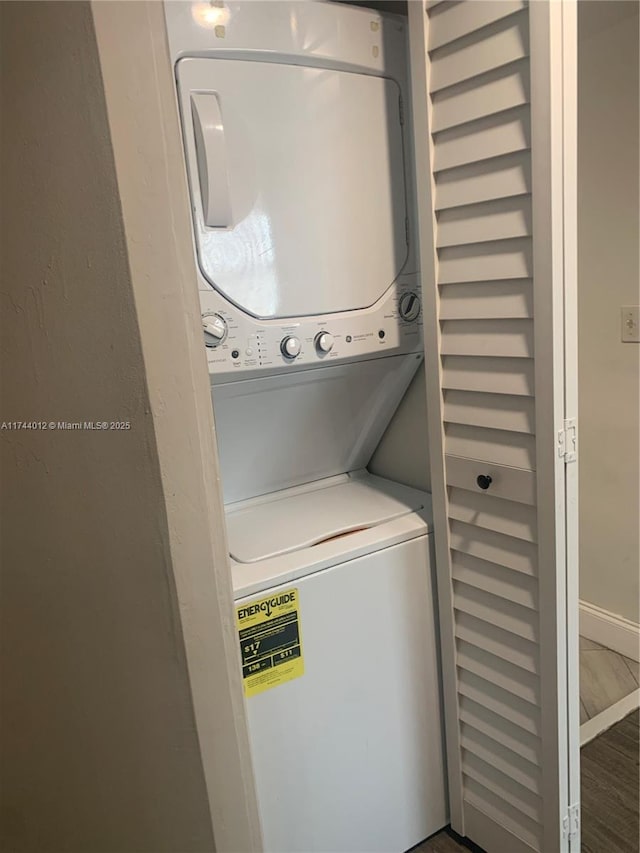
[200,278,423,383]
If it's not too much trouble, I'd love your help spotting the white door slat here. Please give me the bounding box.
[460,696,541,766]
[450,520,538,576]
[463,748,542,823]
[445,455,537,505]
[437,195,532,248]
[456,611,539,674]
[428,1,525,52]
[438,238,533,284]
[435,151,532,211]
[452,551,538,610]
[457,670,541,736]
[429,10,529,93]
[445,423,536,469]
[464,784,542,851]
[431,59,530,133]
[439,280,533,320]
[454,612,540,677]
[460,726,541,794]
[442,356,535,397]
[444,389,535,433]
[463,766,541,834]
[463,755,542,823]
[453,582,538,642]
[448,487,538,542]
[433,106,530,172]
[457,641,540,705]
[441,318,534,358]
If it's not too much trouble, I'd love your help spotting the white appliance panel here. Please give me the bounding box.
[226,472,425,563]
[165,1,407,77]
[177,58,408,320]
[214,354,422,503]
[228,471,433,598]
[238,535,447,853]
[199,277,423,382]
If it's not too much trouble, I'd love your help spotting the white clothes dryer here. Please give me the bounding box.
[229,471,447,853]
[164,0,423,385]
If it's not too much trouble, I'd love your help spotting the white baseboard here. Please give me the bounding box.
[579,600,640,662]
[580,688,640,747]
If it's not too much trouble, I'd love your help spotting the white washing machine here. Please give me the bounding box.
[230,471,447,853]
[164,2,447,850]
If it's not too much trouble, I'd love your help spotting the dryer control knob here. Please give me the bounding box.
[203,314,227,347]
[398,291,421,322]
[315,332,334,354]
[281,336,301,359]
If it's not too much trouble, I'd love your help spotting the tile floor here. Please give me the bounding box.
[579,636,639,723]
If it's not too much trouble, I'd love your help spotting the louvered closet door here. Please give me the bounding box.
[408,3,579,852]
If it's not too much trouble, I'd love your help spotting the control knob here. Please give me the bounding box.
[202,313,227,347]
[398,291,421,322]
[476,474,493,491]
[280,335,301,359]
[315,332,334,354]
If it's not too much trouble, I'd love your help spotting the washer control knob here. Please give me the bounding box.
[280,335,301,359]
[315,332,334,354]
[398,291,421,322]
[202,314,227,347]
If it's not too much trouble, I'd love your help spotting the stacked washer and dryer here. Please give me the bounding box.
[165,3,447,851]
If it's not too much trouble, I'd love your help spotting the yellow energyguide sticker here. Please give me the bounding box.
[236,587,304,698]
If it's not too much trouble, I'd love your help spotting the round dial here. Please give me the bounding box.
[202,313,228,347]
[398,292,421,322]
[315,332,334,354]
[280,335,301,359]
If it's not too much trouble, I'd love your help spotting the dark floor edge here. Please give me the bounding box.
[446,827,485,853]
[407,826,486,853]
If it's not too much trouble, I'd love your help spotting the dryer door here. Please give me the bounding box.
[176,58,408,319]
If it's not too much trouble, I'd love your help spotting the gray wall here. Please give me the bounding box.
[0,3,215,850]
[578,1,639,622]
[369,363,431,491]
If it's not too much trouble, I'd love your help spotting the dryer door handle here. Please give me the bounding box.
[190,92,232,228]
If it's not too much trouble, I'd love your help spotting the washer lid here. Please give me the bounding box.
[176,58,408,319]
[226,474,424,563]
